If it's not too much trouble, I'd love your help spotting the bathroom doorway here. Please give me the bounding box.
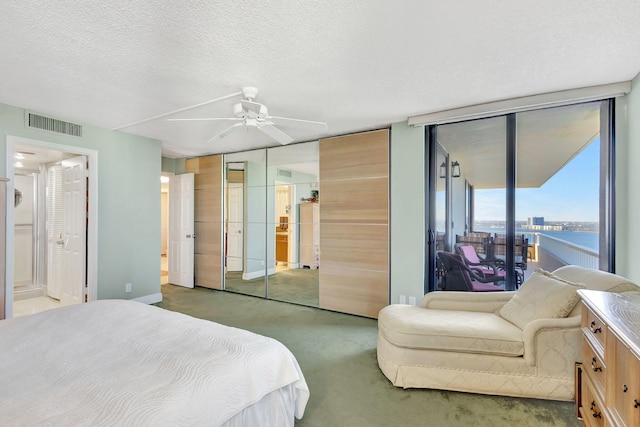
[6,136,98,318]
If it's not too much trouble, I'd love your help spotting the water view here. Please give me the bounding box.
[474,228,599,252]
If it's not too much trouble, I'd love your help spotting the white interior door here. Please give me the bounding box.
[60,156,87,305]
[168,174,194,288]
[46,165,63,299]
[227,183,244,272]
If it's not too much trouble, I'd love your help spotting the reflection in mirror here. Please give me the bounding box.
[223,149,267,298]
[266,142,319,306]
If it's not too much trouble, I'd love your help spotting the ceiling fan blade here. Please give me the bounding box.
[268,116,327,131]
[208,122,245,143]
[113,90,243,130]
[167,117,243,122]
[258,123,294,145]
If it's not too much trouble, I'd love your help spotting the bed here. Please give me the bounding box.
[0,299,309,426]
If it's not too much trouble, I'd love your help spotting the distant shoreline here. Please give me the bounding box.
[472,227,599,251]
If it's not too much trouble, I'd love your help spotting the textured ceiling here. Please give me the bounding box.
[1,1,639,158]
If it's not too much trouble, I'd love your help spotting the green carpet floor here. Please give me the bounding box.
[225,267,319,307]
[156,284,580,427]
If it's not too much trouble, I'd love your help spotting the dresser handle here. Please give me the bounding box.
[589,320,602,333]
[591,357,602,372]
[623,384,628,393]
[634,399,639,409]
[590,401,602,419]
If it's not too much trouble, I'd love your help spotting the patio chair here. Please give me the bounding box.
[455,232,491,257]
[454,244,506,281]
[437,252,505,292]
[491,234,529,286]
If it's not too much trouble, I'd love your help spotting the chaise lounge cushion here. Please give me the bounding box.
[496,269,585,329]
[378,305,524,356]
[377,266,640,401]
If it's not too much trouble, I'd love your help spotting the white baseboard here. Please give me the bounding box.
[133,293,163,305]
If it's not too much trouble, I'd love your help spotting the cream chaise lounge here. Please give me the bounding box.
[377,266,639,401]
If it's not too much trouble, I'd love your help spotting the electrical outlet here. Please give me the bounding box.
[409,296,417,306]
[125,282,132,293]
[399,295,407,304]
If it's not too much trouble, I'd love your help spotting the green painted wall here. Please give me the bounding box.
[618,72,640,281]
[161,156,177,174]
[389,121,425,303]
[0,103,162,302]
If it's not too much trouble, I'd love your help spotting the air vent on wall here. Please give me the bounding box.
[26,112,83,137]
[277,168,292,178]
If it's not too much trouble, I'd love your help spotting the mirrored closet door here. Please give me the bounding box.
[223,142,320,307]
[223,149,267,298]
[266,142,319,306]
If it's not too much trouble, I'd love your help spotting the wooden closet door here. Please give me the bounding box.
[319,129,389,318]
[185,156,223,289]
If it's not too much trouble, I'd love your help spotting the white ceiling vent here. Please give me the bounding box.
[26,112,83,137]
[277,168,292,178]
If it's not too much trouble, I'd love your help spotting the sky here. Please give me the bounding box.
[475,137,600,222]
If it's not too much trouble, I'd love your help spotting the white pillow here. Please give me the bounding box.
[497,269,585,329]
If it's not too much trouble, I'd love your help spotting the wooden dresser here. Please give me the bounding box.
[578,289,640,427]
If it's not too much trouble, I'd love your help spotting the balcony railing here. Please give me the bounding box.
[535,233,599,269]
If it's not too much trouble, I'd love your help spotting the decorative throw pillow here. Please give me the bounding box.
[497,269,586,329]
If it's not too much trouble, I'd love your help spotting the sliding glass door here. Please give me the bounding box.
[430,116,508,290]
[428,100,613,292]
[516,102,607,275]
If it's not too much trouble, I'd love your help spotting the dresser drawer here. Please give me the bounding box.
[581,374,606,427]
[582,338,606,395]
[582,305,606,352]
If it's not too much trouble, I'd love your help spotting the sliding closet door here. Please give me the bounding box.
[223,149,268,298]
[185,155,223,289]
[319,129,389,318]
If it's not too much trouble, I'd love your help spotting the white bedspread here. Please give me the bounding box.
[0,300,309,426]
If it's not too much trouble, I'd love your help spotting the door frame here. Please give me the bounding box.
[5,135,98,318]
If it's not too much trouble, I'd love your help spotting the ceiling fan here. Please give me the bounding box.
[167,87,327,145]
